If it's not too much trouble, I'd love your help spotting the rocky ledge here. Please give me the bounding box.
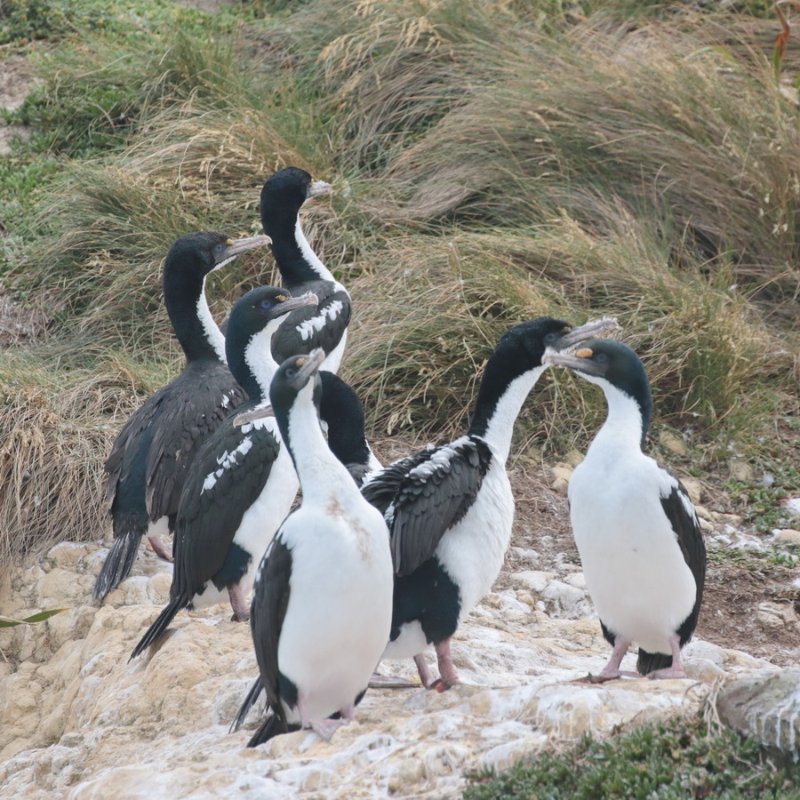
[1,535,792,799]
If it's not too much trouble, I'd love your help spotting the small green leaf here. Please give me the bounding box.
[0,608,67,627]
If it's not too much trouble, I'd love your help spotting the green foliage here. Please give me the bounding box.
[463,716,799,800]
[0,0,75,44]
[0,608,66,627]
[0,0,798,563]
[727,463,800,534]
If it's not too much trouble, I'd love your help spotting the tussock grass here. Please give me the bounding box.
[0,0,797,569]
[344,217,785,446]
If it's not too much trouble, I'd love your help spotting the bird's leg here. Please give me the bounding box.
[586,636,635,683]
[228,583,250,622]
[147,534,174,563]
[647,634,688,680]
[428,638,459,692]
[414,653,435,688]
[298,697,347,742]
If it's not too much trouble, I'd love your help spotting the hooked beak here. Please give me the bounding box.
[307,180,333,199]
[275,291,319,317]
[220,234,272,260]
[233,404,275,428]
[555,316,620,351]
[542,348,605,376]
[288,347,326,390]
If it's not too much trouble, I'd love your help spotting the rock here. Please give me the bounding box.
[756,602,798,630]
[658,430,688,456]
[716,669,800,758]
[680,477,703,505]
[0,534,782,799]
[564,450,584,468]
[775,529,800,547]
[542,579,592,619]
[782,498,800,517]
[549,464,572,495]
[510,547,540,565]
[510,571,554,593]
[728,459,755,482]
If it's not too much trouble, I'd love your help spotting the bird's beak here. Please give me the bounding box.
[221,234,272,259]
[307,180,333,199]
[288,348,326,391]
[543,347,605,376]
[555,316,620,351]
[276,291,319,316]
[233,404,275,427]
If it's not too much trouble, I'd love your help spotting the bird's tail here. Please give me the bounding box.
[129,598,186,661]
[637,648,673,676]
[93,532,142,600]
[247,714,299,748]
[230,675,265,733]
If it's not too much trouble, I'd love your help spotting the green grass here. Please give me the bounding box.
[727,463,800,534]
[0,0,797,563]
[463,716,800,800]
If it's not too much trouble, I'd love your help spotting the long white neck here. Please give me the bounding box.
[196,280,227,363]
[286,387,362,503]
[584,377,645,459]
[295,220,338,285]
[481,366,547,464]
[244,318,283,396]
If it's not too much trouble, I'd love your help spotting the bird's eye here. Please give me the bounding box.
[285,367,296,379]
[595,352,609,364]
[544,332,559,345]
[259,299,275,311]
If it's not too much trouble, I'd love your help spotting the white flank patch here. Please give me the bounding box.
[296,301,344,342]
[196,285,227,363]
[221,394,231,409]
[200,436,253,494]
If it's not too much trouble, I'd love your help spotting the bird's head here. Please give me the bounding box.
[260,167,332,237]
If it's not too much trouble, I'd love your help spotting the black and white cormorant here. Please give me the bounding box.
[364,316,618,690]
[260,167,351,373]
[543,339,706,680]
[241,349,393,745]
[129,286,318,660]
[94,231,270,601]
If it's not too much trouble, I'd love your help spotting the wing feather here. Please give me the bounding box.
[362,437,493,576]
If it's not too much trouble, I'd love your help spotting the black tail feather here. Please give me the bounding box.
[94,532,143,600]
[247,714,299,747]
[230,675,265,733]
[637,648,673,675]
[129,598,185,661]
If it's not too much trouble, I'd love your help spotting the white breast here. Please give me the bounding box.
[569,451,697,653]
[435,458,514,622]
[277,496,393,722]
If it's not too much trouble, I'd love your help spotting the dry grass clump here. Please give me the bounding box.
[344,213,787,447]
[0,351,162,565]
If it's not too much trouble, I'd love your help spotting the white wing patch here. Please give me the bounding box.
[201,436,254,494]
[408,436,470,480]
[296,300,344,342]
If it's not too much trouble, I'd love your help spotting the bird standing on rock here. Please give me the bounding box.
[241,350,393,746]
[128,286,317,660]
[95,231,270,601]
[259,167,351,372]
[364,316,619,690]
[543,339,706,681]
